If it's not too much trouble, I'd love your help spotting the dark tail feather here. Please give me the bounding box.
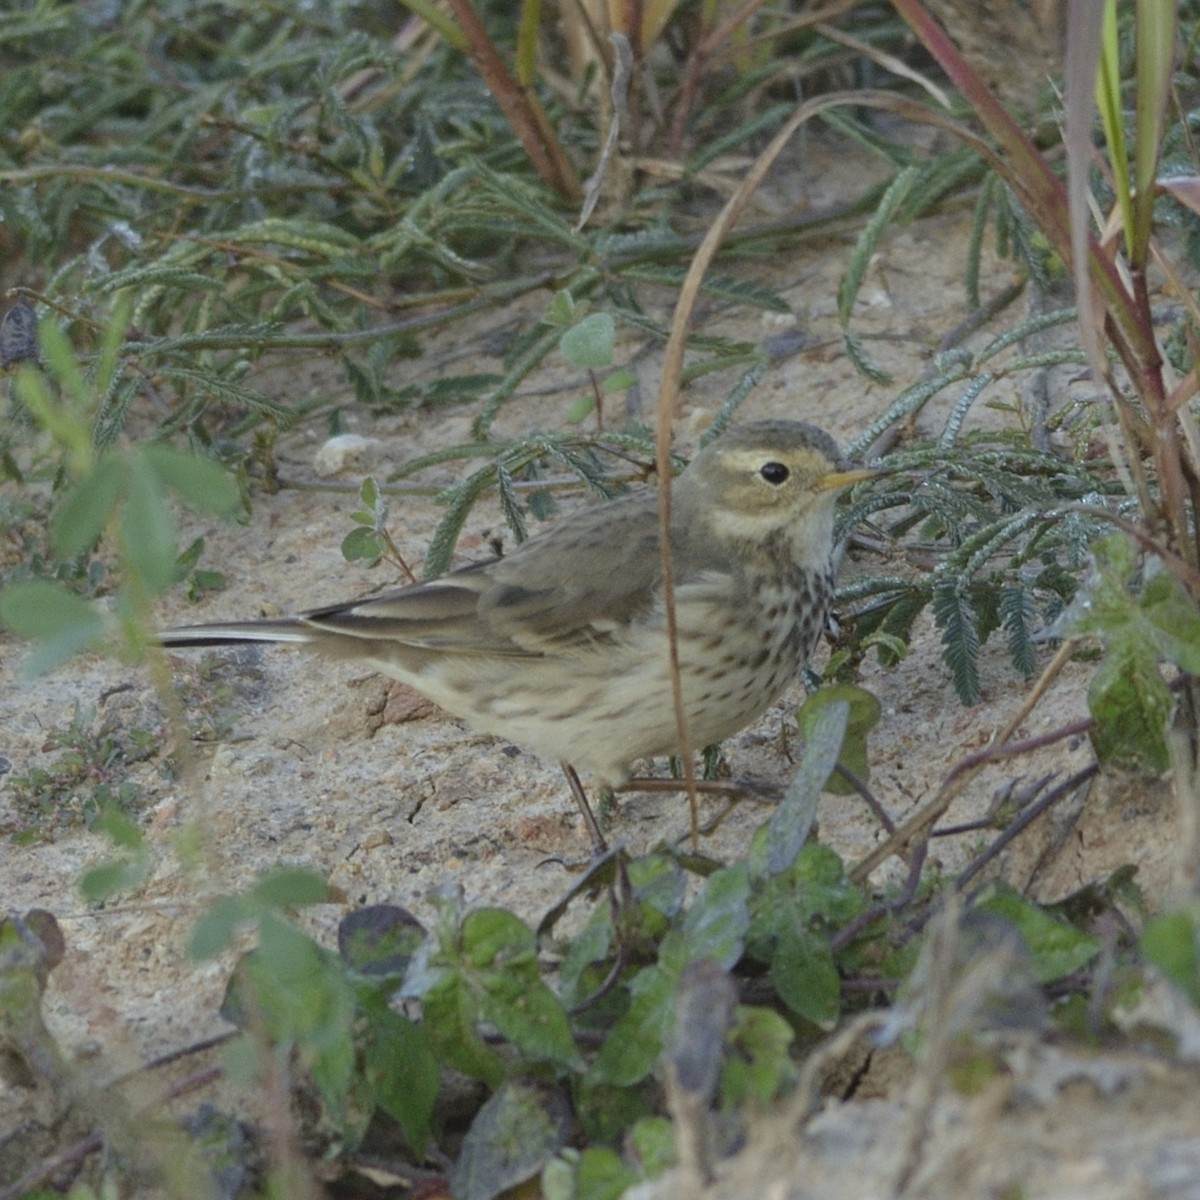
[158,620,312,648]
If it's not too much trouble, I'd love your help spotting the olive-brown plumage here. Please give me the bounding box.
[160,421,869,792]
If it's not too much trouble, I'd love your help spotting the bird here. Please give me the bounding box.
[159,420,872,844]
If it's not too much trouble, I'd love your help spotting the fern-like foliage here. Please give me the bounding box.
[836,428,1116,703]
[388,430,671,578]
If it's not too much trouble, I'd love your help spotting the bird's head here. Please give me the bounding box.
[677,420,874,565]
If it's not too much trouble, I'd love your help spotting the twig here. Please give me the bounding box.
[955,765,1099,892]
[850,715,1093,884]
[834,763,896,834]
[831,839,927,952]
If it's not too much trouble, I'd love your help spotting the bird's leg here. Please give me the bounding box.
[561,762,608,852]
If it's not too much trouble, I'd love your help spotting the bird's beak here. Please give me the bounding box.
[819,466,878,491]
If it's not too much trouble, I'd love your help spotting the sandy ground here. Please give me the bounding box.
[3,130,1199,1197]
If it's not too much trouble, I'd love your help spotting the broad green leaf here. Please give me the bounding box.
[544,289,578,326]
[423,906,573,1080]
[51,455,127,556]
[591,866,749,1088]
[1087,643,1172,771]
[0,580,105,674]
[669,862,750,970]
[628,1116,676,1177]
[765,698,848,873]
[252,917,357,1108]
[360,995,437,1152]
[251,867,330,908]
[974,882,1100,983]
[1142,909,1200,1006]
[341,526,383,562]
[770,927,841,1028]
[570,1147,639,1200]
[1142,580,1200,674]
[746,842,862,1001]
[450,1081,570,1200]
[339,906,425,977]
[422,971,507,1086]
[587,964,676,1087]
[189,896,250,958]
[36,316,88,406]
[560,312,614,369]
[601,368,637,393]
[79,855,153,903]
[556,911,615,1008]
[479,967,581,1071]
[121,453,178,592]
[461,907,537,970]
[92,806,144,850]
[720,1006,795,1107]
[801,684,881,796]
[143,445,239,515]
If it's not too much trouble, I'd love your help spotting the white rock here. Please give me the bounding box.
[312,433,379,477]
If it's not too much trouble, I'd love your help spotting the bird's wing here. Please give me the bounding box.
[480,496,666,650]
[301,495,670,657]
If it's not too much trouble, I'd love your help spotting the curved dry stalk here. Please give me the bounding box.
[653,88,914,848]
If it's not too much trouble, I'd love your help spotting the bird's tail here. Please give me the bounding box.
[158,620,313,649]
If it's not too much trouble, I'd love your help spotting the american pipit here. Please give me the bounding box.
[160,421,871,841]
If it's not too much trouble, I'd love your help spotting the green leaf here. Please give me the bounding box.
[121,453,178,593]
[669,862,750,970]
[544,289,579,326]
[799,686,880,797]
[252,918,358,1115]
[765,697,849,873]
[422,970,507,1086]
[601,368,637,393]
[720,1006,795,1107]
[587,964,676,1087]
[189,896,250,958]
[0,580,105,674]
[339,906,425,977]
[1142,577,1200,674]
[838,165,920,327]
[1087,642,1172,771]
[1000,583,1038,677]
[79,855,153,903]
[450,1081,570,1200]
[341,525,383,563]
[628,1115,676,1177]
[570,1147,639,1200]
[143,445,239,516]
[251,867,330,908]
[424,464,497,578]
[932,578,982,705]
[359,994,437,1152]
[92,806,144,850]
[36,316,88,406]
[460,907,536,969]
[770,927,841,1028]
[974,882,1100,983]
[1142,909,1200,1006]
[560,312,615,369]
[460,909,581,1069]
[51,455,127,557]
[591,866,750,1089]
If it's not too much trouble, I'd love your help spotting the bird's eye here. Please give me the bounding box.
[759,461,790,485]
